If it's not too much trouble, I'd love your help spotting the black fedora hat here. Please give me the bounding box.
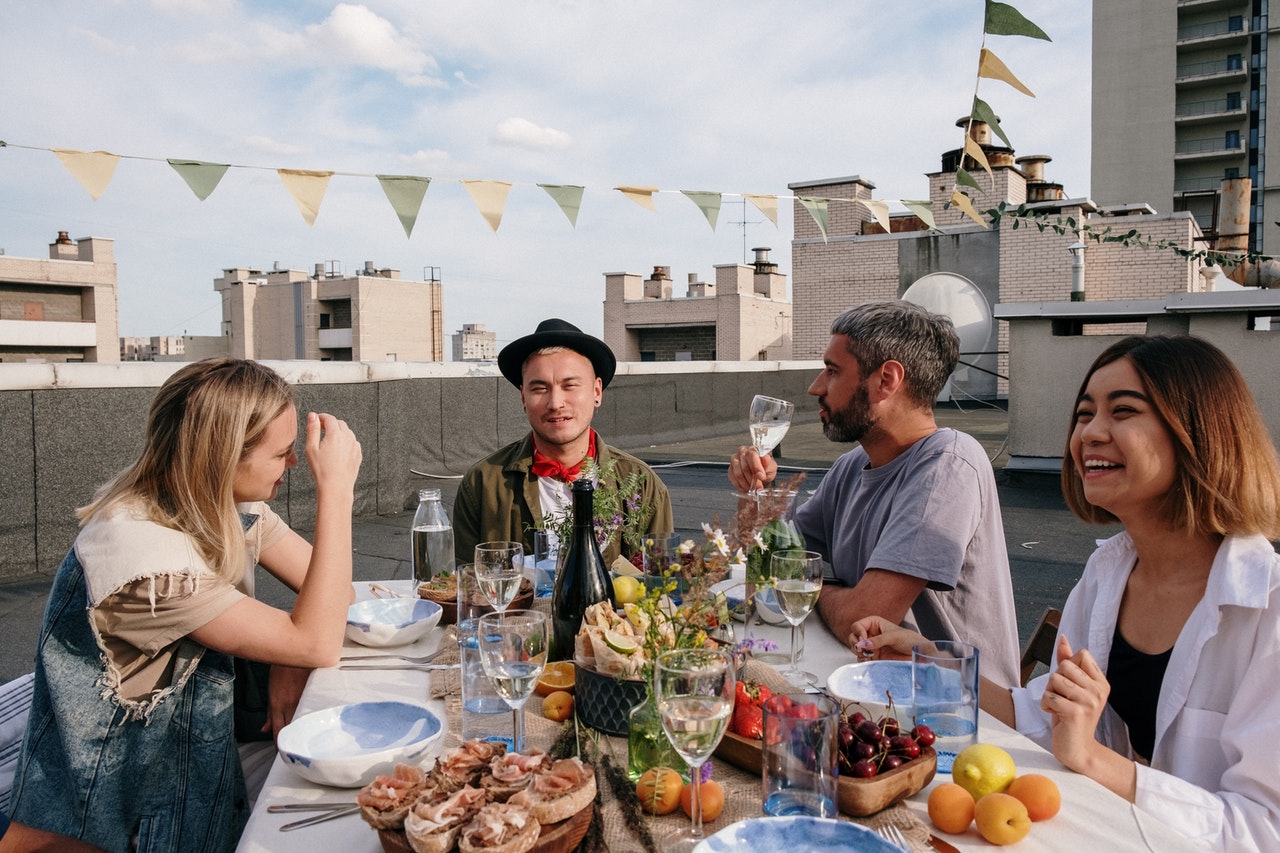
[497,318,617,389]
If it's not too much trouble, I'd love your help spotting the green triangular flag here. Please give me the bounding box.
[971,97,1012,147]
[167,159,230,201]
[956,167,982,191]
[538,183,585,227]
[377,175,431,238]
[984,1,1051,40]
[798,196,829,242]
[901,199,936,229]
[681,190,722,230]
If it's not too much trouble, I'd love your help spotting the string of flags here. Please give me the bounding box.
[2,2,1049,243]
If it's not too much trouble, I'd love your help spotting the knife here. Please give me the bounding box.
[279,804,361,831]
[337,663,459,672]
[927,834,963,853]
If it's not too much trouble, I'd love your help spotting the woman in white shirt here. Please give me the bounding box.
[853,334,1280,851]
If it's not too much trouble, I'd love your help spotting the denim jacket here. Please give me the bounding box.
[9,517,251,852]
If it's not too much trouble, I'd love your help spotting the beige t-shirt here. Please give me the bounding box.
[86,502,290,701]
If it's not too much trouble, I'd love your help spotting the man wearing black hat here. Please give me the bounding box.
[453,319,673,568]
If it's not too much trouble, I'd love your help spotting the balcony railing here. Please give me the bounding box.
[1177,18,1246,41]
[1175,137,1245,155]
[1175,96,1245,118]
[1177,58,1247,80]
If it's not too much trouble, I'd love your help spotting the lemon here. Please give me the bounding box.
[951,744,1018,801]
[602,628,639,655]
[613,575,644,605]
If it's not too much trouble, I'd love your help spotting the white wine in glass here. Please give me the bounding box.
[770,549,823,686]
[475,541,524,612]
[749,394,795,457]
[478,609,547,754]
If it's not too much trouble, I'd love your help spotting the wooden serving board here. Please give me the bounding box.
[377,803,592,853]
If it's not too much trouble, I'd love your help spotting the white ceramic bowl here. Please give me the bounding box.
[345,597,442,648]
[750,585,790,625]
[277,701,443,788]
[826,660,915,721]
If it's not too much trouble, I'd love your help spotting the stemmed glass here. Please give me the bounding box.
[770,549,823,686]
[749,395,794,459]
[653,648,735,848]
[477,609,547,754]
[474,541,524,613]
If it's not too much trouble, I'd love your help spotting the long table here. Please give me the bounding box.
[237,585,1201,852]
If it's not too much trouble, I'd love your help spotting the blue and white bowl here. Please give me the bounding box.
[826,660,915,721]
[345,597,442,648]
[693,816,899,853]
[277,701,443,788]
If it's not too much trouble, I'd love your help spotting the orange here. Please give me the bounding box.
[636,767,683,815]
[974,793,1032,846]
[542,690,574,722]
[535,661,576,696]
[927,782,976,834]
[679,778,724,822]
[1007,774,1061,822]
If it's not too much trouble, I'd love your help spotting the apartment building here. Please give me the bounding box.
[121,335,185,361]
[215,261,444,362]
[0,232,119,363]
[603,249,792,361]
[1093,0,1278,252]
[452,323,497,362]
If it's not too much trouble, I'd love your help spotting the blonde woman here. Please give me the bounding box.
[853,335,1280,850]
[9,358,362,852]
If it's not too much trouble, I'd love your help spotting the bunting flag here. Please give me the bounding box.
[52,148,120,200]
[277,168,333,227]
[681,190,722,230]
[963,136,993,181]
[970,97,1012,147]
[984,0,1052,41]
[956,167,982,191]
[538,183,585,226]
[168,159,230,201]
[615,185,659,211]
[900,199,936,229]
[797,196,829,242]
[978,48,1035,97]
[461,179,512,232]
[949,188,989,228]
[857,198,890,233]
[376,175,431,238]
[745,193,779,227]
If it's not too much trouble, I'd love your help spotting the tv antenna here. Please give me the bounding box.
[728,198,764,264]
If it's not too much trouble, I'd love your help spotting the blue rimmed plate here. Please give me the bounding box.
[277,701,443,788]
[693,816,899,853]
[826,660,914,708]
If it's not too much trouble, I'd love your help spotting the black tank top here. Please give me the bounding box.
[1106,626,1173,762]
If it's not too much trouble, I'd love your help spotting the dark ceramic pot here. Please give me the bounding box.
[573,663,647,737]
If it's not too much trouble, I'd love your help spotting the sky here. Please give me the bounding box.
[0,0,1092,350]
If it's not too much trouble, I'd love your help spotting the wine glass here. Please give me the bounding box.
[474,541,524,613]
[770,549,823,686]
[653,648,735,847]
[477,609,547,754]
[749,394,794,458]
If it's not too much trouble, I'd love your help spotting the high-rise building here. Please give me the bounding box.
[452,323,497,361]
[1092,0,1276,252]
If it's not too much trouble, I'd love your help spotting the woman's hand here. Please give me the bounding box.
[848,615,929,660]
[263,664,310,740]
[305,412,363,500]
[728,445,777,492]
[1041,635,1112,773]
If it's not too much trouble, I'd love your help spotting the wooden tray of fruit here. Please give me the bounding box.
[419,576,535,625]
[377,803,591,853]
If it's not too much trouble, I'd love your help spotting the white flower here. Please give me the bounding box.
[678,538,697,555]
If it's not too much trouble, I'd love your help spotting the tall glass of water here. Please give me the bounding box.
[911,640,980,773]
[478,609,547,754]
[475,541,524,613]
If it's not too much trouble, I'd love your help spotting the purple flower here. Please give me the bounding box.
[700,761,713,783]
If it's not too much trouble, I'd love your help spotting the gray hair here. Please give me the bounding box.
[829,301,960,407]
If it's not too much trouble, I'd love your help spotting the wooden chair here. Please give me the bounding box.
[1019,608,1062,686]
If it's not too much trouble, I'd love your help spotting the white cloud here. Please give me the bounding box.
[491,118,571,151]
[303,3,440,86]
[243,136,311,157]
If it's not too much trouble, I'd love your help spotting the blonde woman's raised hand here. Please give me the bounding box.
[305,411,363,498]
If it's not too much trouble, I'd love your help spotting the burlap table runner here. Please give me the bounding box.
[427,625,932,852]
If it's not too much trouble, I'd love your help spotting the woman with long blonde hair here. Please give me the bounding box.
[9,358,363,852]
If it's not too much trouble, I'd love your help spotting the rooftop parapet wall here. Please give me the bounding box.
[0,360,821,582]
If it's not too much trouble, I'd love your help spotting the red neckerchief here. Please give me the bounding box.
[531,430,597,482]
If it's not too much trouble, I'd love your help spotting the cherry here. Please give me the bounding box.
[910,724,936,747]
[878,716,900,738]
[882,754,904,771]
[853,741,876,760]
[889,735,921,758]
[854,719,882,744]
[851,759,879,778]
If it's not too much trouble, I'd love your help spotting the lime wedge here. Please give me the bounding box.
[602,628,639,655]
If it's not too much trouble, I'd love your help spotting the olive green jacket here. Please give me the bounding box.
[452,432,673,567]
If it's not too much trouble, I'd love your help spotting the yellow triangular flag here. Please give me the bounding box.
[377,175,431,238]
[277,169,333,227]
[798,196,829,242]
[168,159,230,201]
[858,198,890,233]
[978,48,1035,97]
[52,149,120,200]
[964,136,993,180]
[900,199,936,229]
[461,180,513,232]
[682,190,722,230]
[615,186,659,211]
[538,184,585,227]
[744,193,779,227]
[949,189,989,229]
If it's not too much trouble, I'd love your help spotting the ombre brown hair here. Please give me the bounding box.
[1061,335,1280,538]
[79,358,295,580]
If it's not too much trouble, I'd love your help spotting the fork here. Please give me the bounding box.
[338,647,448,664]
[875,823,912,851]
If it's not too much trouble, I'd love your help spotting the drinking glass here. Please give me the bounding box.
[749,395,794,458]
[911,640,980,773]
[478,609,547,754]
[474,541,524,613]
[770,549,822,686]
[653,648,735,847]
[640,532,684,602]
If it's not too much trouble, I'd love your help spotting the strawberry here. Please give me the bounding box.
[731,681,772,739]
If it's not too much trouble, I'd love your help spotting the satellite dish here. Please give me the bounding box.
[901,273,995,400]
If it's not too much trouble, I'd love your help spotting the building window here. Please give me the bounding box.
[1226,91,1242,110]
[1226,130,1241,149]
[640,352,656,362]
[1228,15,1243,32]
[319,313,331,329]
[1227,54,1243,71]
[1225,167,1240,179]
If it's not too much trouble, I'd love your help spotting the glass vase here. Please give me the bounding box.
[626,687,688,782]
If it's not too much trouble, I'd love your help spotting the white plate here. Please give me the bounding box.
[693,816,899,853]
[277,701,443,788]
[826,660,914,708]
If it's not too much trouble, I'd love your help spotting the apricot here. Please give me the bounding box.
[974,793,1032,846]
[636,767,683,815]
[1007,773,1061,822]
[679,777,725,822]
[542,690,574,722]
[927,782,976,834]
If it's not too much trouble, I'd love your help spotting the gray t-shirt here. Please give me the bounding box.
[794,428,1020,688]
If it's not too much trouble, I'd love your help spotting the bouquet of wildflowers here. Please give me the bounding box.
[537,458,653,554]
[733,472,808,587]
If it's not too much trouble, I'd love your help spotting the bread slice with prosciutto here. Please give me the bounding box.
[508,756,596,825]
[458,802,541,853]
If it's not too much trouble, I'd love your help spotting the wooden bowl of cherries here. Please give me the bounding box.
[836,706,938,816]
